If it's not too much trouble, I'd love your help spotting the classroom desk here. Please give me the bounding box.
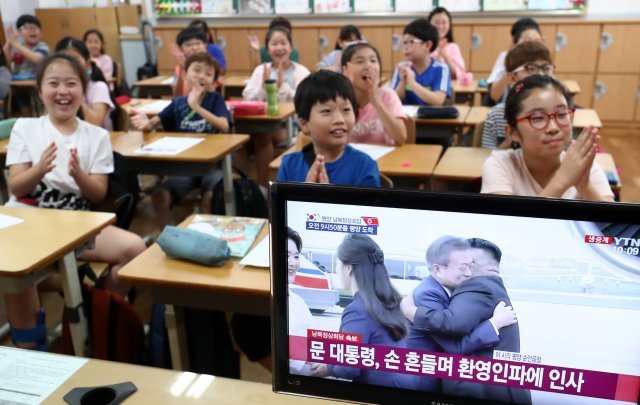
[452,79,479,105]
[0,207,115,357]
[9,80,41,116]
[0,347,327,404]
[131,75,174,97]
[268,143,443,183]
[222,75,250,99]
[431,146,620,193]
[118,215,270,370]
[0,138,8,204]
[412,105,470,145]
[110,131,249,216]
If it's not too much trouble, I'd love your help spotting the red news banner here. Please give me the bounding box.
[294,329,640,402]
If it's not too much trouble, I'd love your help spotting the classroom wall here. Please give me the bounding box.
[587,0,640,16]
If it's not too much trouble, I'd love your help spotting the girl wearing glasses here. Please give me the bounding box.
[481,75,614,201]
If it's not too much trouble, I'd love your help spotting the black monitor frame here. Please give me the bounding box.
[269,182,640,405]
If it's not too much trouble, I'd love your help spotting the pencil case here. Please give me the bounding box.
[157,226,230,267]
[416,106,459,119]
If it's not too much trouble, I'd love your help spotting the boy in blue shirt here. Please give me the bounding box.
[130,52,232,229]
[277,70,380,187]
[391,18,451,106]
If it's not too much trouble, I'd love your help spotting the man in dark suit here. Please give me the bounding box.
[403,238,531,404]
[404,236,517,393]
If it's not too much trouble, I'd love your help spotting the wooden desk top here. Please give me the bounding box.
[119,215,270,296]
[269,143,443,179]
[573,108,602,129]
[110,131,250,163]
[475,79,579,94]
[413,105,470,126]
[0,138,7,158]
[433,146,491,181]
[10,80,36,88]
[223,75,250,87]
[452,79,478,94]
[122,98,296,122]
[0,207,115,275]
[23,350,328,404]
[133,75,173,87]
[465,106,491,126]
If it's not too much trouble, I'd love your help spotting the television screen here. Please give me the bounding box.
[270,183,640,405]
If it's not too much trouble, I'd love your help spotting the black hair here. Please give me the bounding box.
[16,14,41,29]
[337,234,407,341]
[36,53,88,94]
[189,19,215,44]
[335,25,362,50]
[265,26,292,49]
[403,18,438,52]
[55,36,108,84]
[340,42,381,69]
[468,238,502,263]
[83,29,106,55]
[176,27,206,47]
[184,52,221,82]
[427,7,454,43]
[504,75,572,128]
[287,227,302,252]
[511,18,541,44]
[294,70,359,121]
[269,16,293,32]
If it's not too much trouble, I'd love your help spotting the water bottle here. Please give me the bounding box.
[265,79,279,116]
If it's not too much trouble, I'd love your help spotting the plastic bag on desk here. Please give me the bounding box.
[157,226,230,266]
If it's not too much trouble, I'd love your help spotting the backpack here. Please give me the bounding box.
[211,167,268,218]
[61,282,145,364]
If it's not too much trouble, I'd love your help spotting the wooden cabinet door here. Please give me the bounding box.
[597,24,640,73]
[154,28,181,76]
[555,73,595,109]
[292,27,318,72]
[538,23,557,60]
[554,24,600,73]
[391,26,405,70]
[634,77,640,121]
[37,8,98,51]
[217,28,253,75]
[592,74,638,121]
[455,25,472,73]
[95,7,122,63]
[359,26,393,76]
[469,25,511,73]
[318,27,341,69]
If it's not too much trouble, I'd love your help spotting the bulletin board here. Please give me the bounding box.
[153,0,586,18]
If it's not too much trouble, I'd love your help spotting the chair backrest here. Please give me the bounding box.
[379,173,394,188]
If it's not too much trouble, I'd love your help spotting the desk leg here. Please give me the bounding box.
[165,304,190,370]
[58,252,88,357]
[0,168,9,204]
[286,116,294,146]
[222,155,236,216]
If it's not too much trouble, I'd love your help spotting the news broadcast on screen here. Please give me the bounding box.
[283,200,640,405]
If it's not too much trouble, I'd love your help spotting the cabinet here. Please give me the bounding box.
[154,28,180,76]
[36,6,139,65]
[597,24,640,74]
[554,24,600,73]
[359,26,393,76]
[217,28,253,75]
[555,73,595,109]
[292,27,319,73]
[318,27,341,68]
[455,25,472,74]
[469,25,511,73]
[592,74,638,121]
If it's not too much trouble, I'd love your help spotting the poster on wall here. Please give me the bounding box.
[353,0,393,13]
[154,0,202,16]
[394,0,434,12]
[483,0,526,11]
[274,0,311,14]
[314,0,351,13]
[201,0,234,14]
[528,0,574,9]
[438,0,481,12]
[238,0,273,14]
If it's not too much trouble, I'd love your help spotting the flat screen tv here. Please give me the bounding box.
[270,182,640,405]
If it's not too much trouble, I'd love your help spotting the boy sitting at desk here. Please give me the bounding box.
[390,18,451,107]
[481,41,554,149]
[130,52,232,229]
[276,70,380,187]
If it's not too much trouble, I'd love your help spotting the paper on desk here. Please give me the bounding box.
[0,213,23,229]
[240,237,270,268]
[0,346,87,405]
[138,99,172,113]
[134,136,204,156]
[350,143,395,161]
[402,105,419,118]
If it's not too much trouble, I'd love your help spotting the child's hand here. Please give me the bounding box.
[275,62,284,88]
[187,82,205,109]
[130,109,150,131]
[310,363,330,377]
[556,126,598,190]
[401,65,416,86]
[247,35,260,52]
[37,142,57,175]
[262,63,271,83]
[6,27,18,46]
[68,147,80,178]
[574,127,600,191]
[305,154,329,184]
[362,66,381,106]
[169,43,185,67]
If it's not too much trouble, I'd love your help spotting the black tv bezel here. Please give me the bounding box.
[269,182,640,405]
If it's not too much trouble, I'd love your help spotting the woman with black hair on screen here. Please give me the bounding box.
[311,234,411,388]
